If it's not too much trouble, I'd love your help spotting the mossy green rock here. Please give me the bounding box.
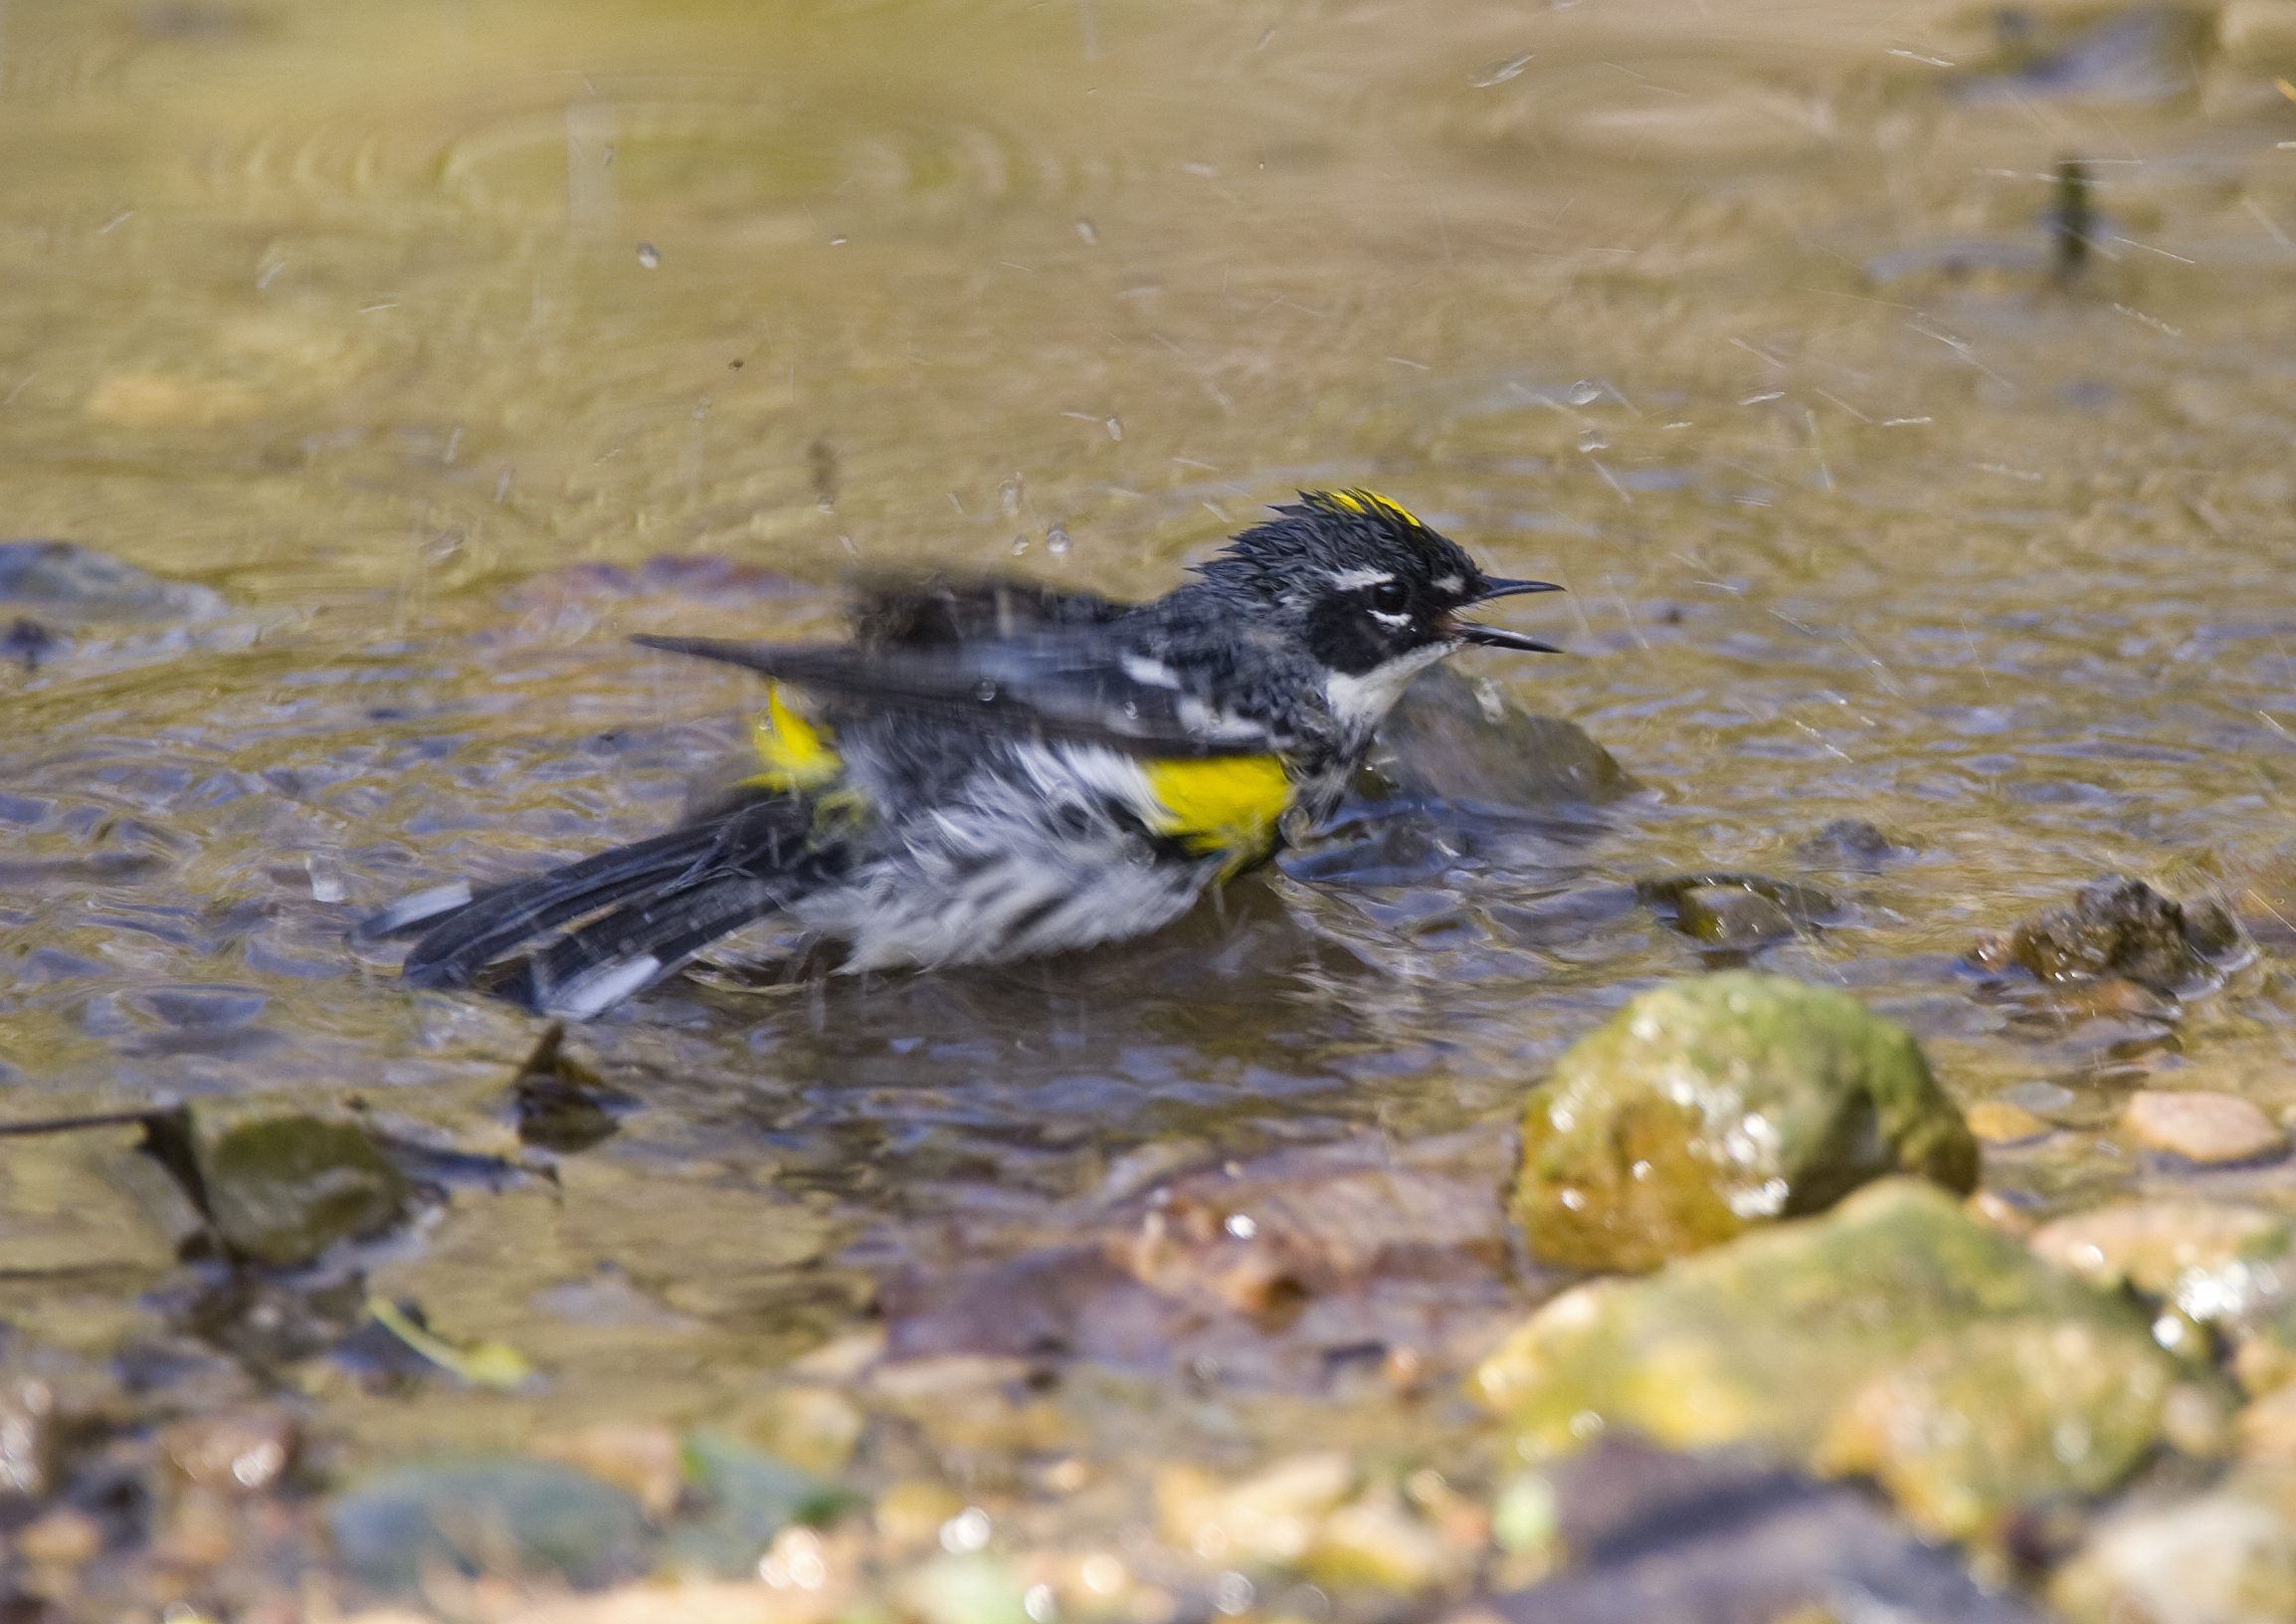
[1516,972,1978,1270]
[1814,1317,2181,1539]
[1473,1179,2201,1541]
[200,1115,414,1266]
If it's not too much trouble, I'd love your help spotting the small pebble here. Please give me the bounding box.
[162,1406,298,1493]
[16,1506,101,1566]
[1675,886,1796,949]
[2123,1090,2289,1164]
[1967,1101,2050,1144]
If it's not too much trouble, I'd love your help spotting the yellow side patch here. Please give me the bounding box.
[1323,488,1423,527]
[1142,755,1293,871]
[741,684,844,793]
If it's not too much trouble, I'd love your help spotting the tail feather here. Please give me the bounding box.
[393,795,827,999]
[523,876,806,1018]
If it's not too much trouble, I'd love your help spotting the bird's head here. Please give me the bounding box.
[1196,490,1562,727]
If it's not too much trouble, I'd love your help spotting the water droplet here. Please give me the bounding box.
[1047,525,1071,555]
[1577,428,1609,453]
[1104,416,1123,441]
[1080,1555,1124,1594]
[975,680,999,703]
[635,243,660,270]
[939,1507,992,1554]
[1224,1213,1256,1239]
[1213,1573,1255,1616]
[1076,219,1097,244]
[1012,535,1030,555]
[1568,378,1603,406]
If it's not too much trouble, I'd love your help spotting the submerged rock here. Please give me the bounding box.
[1361,665,1637,807]
[1972,876,2245,996]
[1514,972,1977,1271]
[1636,872,1836,954]
[875,1129,1523,1393]
[1474,1178,2210,1540]
[1796,817,1911,870]
[190,1114,416,1266]
[1673,886,1798,949]
[0,538,223,619]
[1,616,62,668]
[1476,1438,2052,1624]
[329,1457,650,1590]
[2123,1089,2289,1165]
[1967,1100,2051,1144]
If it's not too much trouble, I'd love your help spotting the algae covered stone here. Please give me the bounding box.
[329,1457,650,1589]
[1473,1178,2204,1541]
[1814,1317,2179,1539]
[1515,972,1977,1270]
[195,1114,415,1266]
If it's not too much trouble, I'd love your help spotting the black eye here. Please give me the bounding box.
[1370,580,1409,613]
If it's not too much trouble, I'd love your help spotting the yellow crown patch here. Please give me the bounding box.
[1322,489,1424,527]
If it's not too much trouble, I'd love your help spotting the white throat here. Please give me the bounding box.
[1323,641,1454,732]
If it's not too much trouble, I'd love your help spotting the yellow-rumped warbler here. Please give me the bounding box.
[365,490,1561,1017]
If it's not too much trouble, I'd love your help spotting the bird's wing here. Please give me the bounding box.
[632,632,1290,758]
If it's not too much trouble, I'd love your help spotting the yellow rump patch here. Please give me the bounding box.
[741,684,844,793]
[1141,754,1293,872]
[1323,488,1423,527]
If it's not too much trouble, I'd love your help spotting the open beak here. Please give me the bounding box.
[1446,574,1565,654]
[1474,576,1565,602]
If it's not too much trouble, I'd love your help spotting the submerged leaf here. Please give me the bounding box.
[366,1297,534,1390]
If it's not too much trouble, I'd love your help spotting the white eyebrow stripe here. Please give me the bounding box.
[1432,573,1463,593]
[1327,567,1395,590]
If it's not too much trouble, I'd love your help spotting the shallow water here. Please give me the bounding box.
[4,0,2296,1596]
